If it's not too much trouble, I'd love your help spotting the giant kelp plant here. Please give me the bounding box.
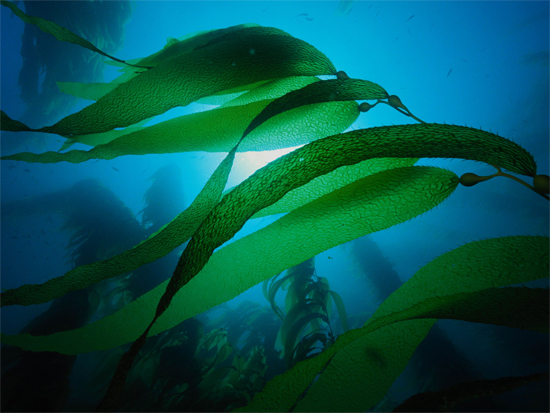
[0,1,549,411]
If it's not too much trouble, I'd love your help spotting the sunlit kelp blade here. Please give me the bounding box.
[56,77,319,147]
[57,119,151,150]
[57,79,271,105]
[220,76,320,108]
[56,26,286,104]
[251,158,417,218]
[87,162,462,410]
[2,100,359,164]
[0,123,535,307]
[37,33,336,136]
[241,235,549,412]
[0,166,459,353]
[143,118,537,329]
[242,78,388,138]
[0,0,130,67]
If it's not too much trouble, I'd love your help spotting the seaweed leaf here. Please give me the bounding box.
[3,31,336,136]
[242,78,388,139]
[1,165,458,353]
[2,99,359,163]
[1,123,534,308]
[238,235,548,412]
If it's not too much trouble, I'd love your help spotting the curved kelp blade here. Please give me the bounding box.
[1,99,359,163]
[392,372,549,412]
[264,272,297,320]
[104,24,267,85]
[250,157,417,218]
[242,78,389,139]
[284,312,330,367]
[0,165,459,353]
[57,81,119,102]
[57,78,270,105]
[57,119,151,151]
[0,0,137,68]
[220,75,320,108]
[99,165,459,411]
[79,165,459,411]
[3,32,336,137]
[55,77,317,147]
[241,235,548,413]
[123,24,267,76]
[1,123,536,307]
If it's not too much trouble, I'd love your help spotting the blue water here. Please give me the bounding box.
[1,1,548,411]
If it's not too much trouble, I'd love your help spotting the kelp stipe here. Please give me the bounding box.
[0,2,548,411]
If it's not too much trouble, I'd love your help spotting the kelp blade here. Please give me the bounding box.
[5,75,389,163]
[268,236,549,412]
[1,123,536,307]
[38,33,336,136]
[122,24,267,76]
[0,166,459,353]
[220,75,320,108]
[55,76,319,149]
[2,100,359,163]
[242,78,388,138]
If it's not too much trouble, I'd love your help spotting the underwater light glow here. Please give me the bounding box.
[237,145,304,175]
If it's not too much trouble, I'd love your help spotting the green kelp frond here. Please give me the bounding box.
[57,119,152,151]
[55,77,319,148]
[0,123,535,308]
[2,30,336,137]
[0,166,459,353]
[55,26,284,104]
[239,236,548,412]
[219,76,320,108]
[250,158,417,218]
[56,78,271,105]
[6,75,388,163]
[242,78,389,138]
[117,24,265,81]
[56,81,119,102]
[101,25,262,81]
[2,100,359,164]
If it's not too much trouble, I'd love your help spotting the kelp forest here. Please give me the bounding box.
[1,1,549,412]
